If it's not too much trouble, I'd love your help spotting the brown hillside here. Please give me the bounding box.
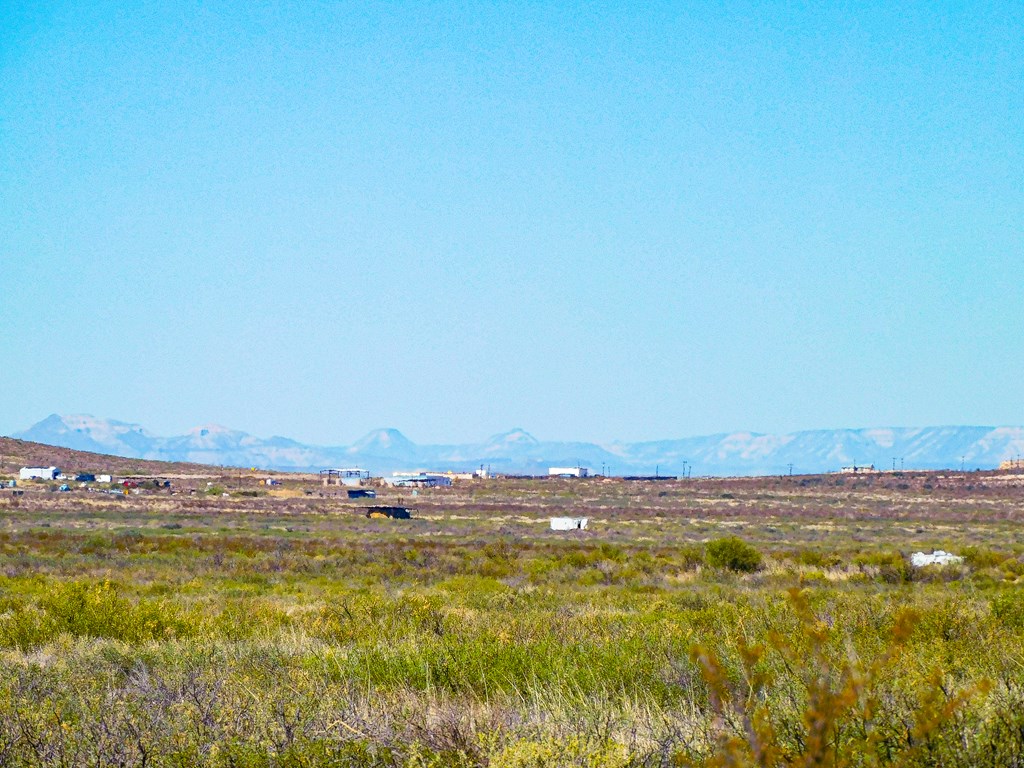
[0,436,223,478]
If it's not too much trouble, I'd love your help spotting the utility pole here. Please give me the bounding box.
[892,457,896,471]
[787,463,793,476]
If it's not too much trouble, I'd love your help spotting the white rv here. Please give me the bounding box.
[19,466,60,481]
[550,517,589,531]
[548,467,589,478]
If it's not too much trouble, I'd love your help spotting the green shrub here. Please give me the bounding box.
[0,581,197,649]
[854,551,911,584]
[992,593,1024,629]
[795,548,841,568]
[687,588,988,767]
[1002,558,1024,578]
[960,546,1009,569]
[490,736,628,768]
[705,537,761,572]
[678,544,705,570]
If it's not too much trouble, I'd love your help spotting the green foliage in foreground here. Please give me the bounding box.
[705,536,762,572]
[0,575,1021,766]
[0,513,1020,765]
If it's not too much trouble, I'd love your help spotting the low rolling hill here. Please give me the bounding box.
[0,436,225,479]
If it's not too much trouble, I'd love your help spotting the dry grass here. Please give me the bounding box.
[0,440,1023,764]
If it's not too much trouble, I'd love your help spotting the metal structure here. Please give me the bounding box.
[320,468,371,486]
[386,474,453,488]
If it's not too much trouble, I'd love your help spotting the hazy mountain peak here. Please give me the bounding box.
[488,428,539,446]
[349,428,415,455]
[187,424,238,437]
[34,413,145,435]
[36,413,69,427]
[51,413,151,434]
[12,414,1024,476]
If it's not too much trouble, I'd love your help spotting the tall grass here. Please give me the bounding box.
[0,490,1021,765]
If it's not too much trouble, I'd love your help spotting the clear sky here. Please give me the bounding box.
[1,2,1022,445]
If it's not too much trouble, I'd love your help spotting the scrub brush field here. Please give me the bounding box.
[1,467,1023,767]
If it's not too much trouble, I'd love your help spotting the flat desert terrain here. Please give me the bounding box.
[1,439,1023,766]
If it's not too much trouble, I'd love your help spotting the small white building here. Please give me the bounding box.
[429,469,489,481]
[839,464,878,474]
[20,466,60,481]
[548,466,589,478]
[550,517,588,531]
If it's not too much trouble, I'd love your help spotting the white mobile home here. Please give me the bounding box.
[548,466,589,478]
[550,517,589,531]
[19,466,59,481]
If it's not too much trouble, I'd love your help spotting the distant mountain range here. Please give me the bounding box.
[11,414,1024,477]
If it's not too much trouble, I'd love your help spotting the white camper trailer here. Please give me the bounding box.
[550,517,588,531]
[19,466,59,481]
[548,467,589,478]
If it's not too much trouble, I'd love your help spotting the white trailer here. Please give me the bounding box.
[550,517,588,531]
[548,467,589,478]
[19,466,59,481]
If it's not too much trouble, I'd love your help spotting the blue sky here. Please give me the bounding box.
[1,1,1022,445]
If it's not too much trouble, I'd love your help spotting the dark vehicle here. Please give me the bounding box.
[75,473,96,482]
[364,505,411,519]
[347,489,376,499]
